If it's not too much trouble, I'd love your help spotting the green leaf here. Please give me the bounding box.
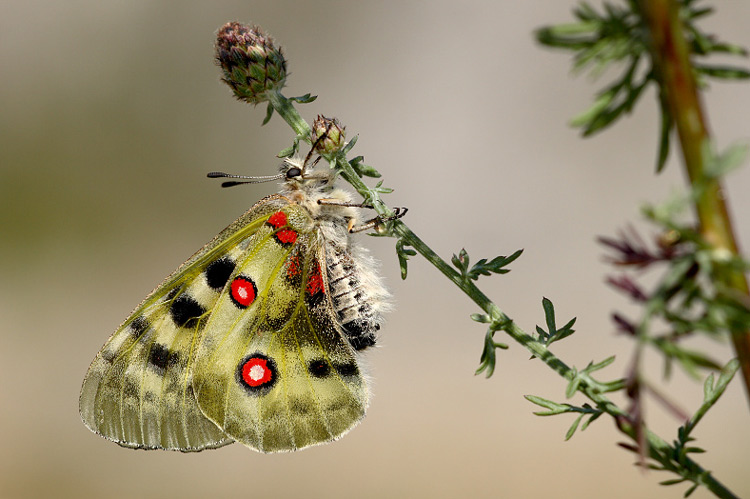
[475,335,497,378]
[524,395,572,415]
[349,155,382,178]
[543,297,555,331]
[537,298,577,346]
[581,410,603,430]
[566,371,581,399]
[694,64,750,80]
[372,180,393,195]
[535,325,548,340]
[475,327,508,378]
[715,358,741,392]
[598,378,627,393]
[660,478,687,486]
[684,483,699,497]
[703,141,748,179]
[452,249,470,277]
[656,95,673,172]
[340,134,358,155]
[395,238,416,280]
[466,249,524,280]
[289,93,317,104]
[565,414,584,440]
[584,355,616,373]
[262,102,275,125]
[570,89,614,128]
[471,313,491,324]
[703,372,716,400]
[683,447,705,454]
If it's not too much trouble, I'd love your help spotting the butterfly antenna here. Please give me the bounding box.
[301,133,328,172]
[207,171,284,188]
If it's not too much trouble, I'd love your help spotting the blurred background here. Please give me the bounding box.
[2,1,750,498]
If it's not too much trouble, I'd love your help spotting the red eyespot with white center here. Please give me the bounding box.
[242,358,271,386]
[237,354,277,393]
[230,276,257,308]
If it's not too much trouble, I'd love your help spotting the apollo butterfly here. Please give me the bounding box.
[79,153,396,453]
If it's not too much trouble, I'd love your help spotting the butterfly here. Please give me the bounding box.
[79,152,401,453]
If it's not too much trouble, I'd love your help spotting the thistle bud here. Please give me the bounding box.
[215,22,286,104]
[311,115,346,154]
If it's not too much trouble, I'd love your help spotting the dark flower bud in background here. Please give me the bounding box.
[311,115,346,154]
[215,22,286,104]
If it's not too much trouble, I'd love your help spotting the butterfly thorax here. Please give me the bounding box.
[278,158,360,229]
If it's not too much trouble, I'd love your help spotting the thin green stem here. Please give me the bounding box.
[267,90,311,139]
[391,218,734,496]
[264,90,736,498]
[388,217,735,497]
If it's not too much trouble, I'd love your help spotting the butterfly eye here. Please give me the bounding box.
[286,167,302,179]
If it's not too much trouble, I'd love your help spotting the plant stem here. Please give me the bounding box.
[386,218,736,497]
[267,90,311,139]
[265,90,736,498]
[637,0,750,406]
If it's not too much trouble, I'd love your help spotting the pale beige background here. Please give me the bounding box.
[2,1,750,498]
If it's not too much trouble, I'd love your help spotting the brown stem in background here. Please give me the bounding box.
[638,0,750,407]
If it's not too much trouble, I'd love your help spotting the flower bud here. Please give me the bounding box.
[311,115,346,154]
[215,22,286,104]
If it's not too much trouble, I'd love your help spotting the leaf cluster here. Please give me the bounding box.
[525,354,623,440]
[535,0,750,171]
[619,360,739,497]
[603,151,750,379]
[535,297,577,348]
[451,248,523,285]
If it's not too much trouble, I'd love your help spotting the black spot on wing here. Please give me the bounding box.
[205,257,236,291]
[335,362,359,377]
[129,315,150,338]
[148,343,176,373]
[123,376,139,398]
[169,294,206,329]
[100,348,116,363]
[308,359,330,378]
[308,359,358,378]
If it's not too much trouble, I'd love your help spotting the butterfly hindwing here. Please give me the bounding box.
[79,196,286,451]
[192,202,369,452]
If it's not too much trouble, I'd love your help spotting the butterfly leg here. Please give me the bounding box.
[348,207,408,233]
[317,199,373,209]
[317,199,407,233]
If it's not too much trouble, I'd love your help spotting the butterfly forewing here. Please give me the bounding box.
[192,203,368,452]
[79,197,285,451]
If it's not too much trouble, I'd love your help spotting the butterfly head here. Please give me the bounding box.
[279,156,335,196]
[207,151,350,212]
